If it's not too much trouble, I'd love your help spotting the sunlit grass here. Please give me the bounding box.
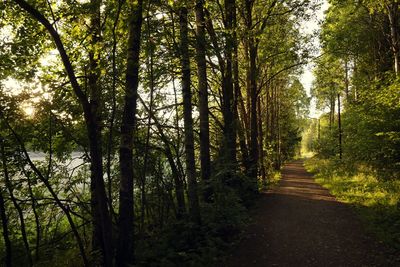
[305,157,400,249]
[267,171,281,189]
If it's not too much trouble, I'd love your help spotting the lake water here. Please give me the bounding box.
[28,151,87,170]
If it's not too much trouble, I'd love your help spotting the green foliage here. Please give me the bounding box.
[0,0,316,265]
[133,171,249,267]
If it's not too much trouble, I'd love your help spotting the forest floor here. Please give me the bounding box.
[223,160,400,267]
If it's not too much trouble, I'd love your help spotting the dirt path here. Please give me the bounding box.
[224,160,399,267]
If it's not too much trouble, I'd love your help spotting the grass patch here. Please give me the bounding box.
[304,157,400,249]
[264,171,281,190]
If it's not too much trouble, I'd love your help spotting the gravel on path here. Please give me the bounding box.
[224,160,400,267]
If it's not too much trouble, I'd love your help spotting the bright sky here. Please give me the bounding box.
[300,0,329,118]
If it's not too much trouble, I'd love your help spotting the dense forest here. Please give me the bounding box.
[2,0,400,265]
[303,0,400,253]
[0,0,313,266]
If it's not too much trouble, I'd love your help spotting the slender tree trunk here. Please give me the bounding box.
[243,40,252,146]
[25,170,41,262]
[273,84,280,169]
[237,113,250,172]
[87,1,113,265]
[0,192,11,267]
[276,92,281,168]
[329,94,335,130]
[106,0,123,218]
[257,98,266,185]
[116,0,143,266]
[238,89,250,149]
[353,59,358,101]
[172,76,187,218]
[1,142,32,266]
[139,3,155,233]
[179,4,201,224]
[338,93,342,160]
[387,2,400,75]
[169,15,186,218]
[344,59,349,100]
[245,0,259,182]
[249,42,258,177]
[266,84,272,143]
[270,83,275,168]
[139,97,186,218]
[318,118,321,141]
[222,0,237,164]
[233,1,248,173]
[0,143,11,267]
[195,0,212,201]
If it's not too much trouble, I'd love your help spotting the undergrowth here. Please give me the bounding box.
[304,157,400,249]
[261,171,281,190]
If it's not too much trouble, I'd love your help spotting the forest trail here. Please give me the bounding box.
[224,160,399,267]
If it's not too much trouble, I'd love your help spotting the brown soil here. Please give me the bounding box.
[224,160,400,267]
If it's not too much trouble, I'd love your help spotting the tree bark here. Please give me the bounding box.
[139,2,155,233]
[245,0,259,182]
[257,98,266,185]
[179,4,201,224]
[344,59,349,100]
[195,0,212,201]
[87,1,113,265]
[338,93,342,160]
[223,0,237,165]
[116,0,143,265]
[106,0,123,219]
[387,2,400,75]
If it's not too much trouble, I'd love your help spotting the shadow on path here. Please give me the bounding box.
[224,160,399,267]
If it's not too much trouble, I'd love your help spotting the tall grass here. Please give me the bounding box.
[305,157,400,249]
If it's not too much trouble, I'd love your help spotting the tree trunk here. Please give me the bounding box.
[138,96,186,219]
[87,1,113,265]
[257,98,266,185]
[1,142,32,266]
[172,76,187,218]
[195,0,212,201]
[249,42,258,177]
[0,191,11,267]
[387,2,400,75]
[139,3,156,233]
[106,0,123,219]
[338,93,342,160]
[222,0,237,165]
[0,142,11,267]
[238,89,250,152]
[116,0,143,266]
[179,4,201,224]
[276,92,281,168]
[329,94,335,130]
[25,169,41,262]
[344,59,350,100]
[318,118,321,141]
[245,0,259,182]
